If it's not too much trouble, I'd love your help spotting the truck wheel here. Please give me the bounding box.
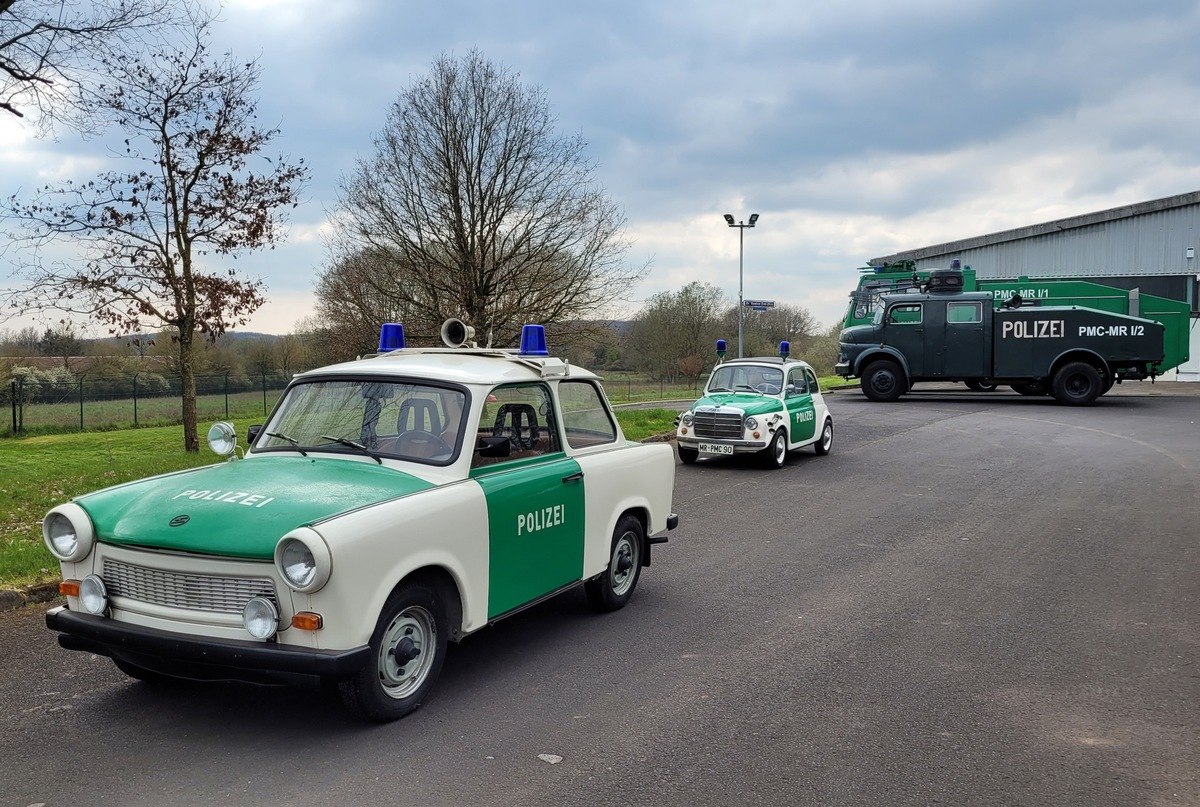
[586,514,644,612]
[339,581,448,723]
[1010,382,1048,396]
[964,380,998,392]
[860,361,906,402]
[1051,362,1102,406]
[814,419,834,455]
[678,445,698,464]
[1100,371,1116,395]
[760,429,787,469]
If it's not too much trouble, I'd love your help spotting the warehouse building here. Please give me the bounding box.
[870,190,1200,381]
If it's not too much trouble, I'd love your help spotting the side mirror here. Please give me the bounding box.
[476,436,511,457]
[247,425,262,445]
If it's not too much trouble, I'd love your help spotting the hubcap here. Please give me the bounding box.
[611,533,638,596]
[872,372,895,393]
[822,423,832,449]
[378,606,436,700]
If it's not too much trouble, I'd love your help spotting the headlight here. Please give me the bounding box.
[744,416,758,431]
[43,504,95,562]
[243,597,279,640]
[207,421,238,457]
[79,575,108,615]
[681,412,693,427]
[275,529,331,593]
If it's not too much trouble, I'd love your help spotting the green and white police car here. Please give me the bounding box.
[43,321,678,723]
[675,341,834,468]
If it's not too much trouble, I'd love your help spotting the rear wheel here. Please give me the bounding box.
[586,514,644,612]
[814,419,834,456]
[677,445,698,464]
[964,380,998,392]
[760,429,787,469]
[1051,362,1102,406]
[860,361,906,402]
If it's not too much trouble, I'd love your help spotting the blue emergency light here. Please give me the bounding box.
[378,323,406,352]
[779,341,789,358]
[519,324,549,356]
[716,339,726,359]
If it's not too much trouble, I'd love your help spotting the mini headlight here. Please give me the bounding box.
[243,597,279,640]
[744,416,758,430]
[681,412,693,427]
[207,421,238,457]
[275,529,332,594]
[79,575,108,615]
[42,504,95,562]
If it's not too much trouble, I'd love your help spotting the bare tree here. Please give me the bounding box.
[0,0,179,133]
[2,15,308,450]
[724,303,821,358]
[627,281,726,381]
[327,49,645,346]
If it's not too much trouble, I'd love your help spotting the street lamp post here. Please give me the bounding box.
[723,212,759,358]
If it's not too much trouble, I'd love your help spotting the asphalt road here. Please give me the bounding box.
[2,388,1197,807]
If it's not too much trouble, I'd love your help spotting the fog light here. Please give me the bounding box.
[79,575,108,615]
[243,597,279,640]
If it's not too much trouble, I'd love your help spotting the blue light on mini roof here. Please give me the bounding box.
[779,341,790,358]
[378,323,406,352]
[519,324,549,356]
[716,339,727,358]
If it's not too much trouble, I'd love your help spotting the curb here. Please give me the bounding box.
[0,582,60,612]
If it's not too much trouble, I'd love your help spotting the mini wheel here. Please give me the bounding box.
[814,419,833,456]
[586,514,644,612]
[760,429,787,469]
[339,580,449,723]
[678,445,698,464]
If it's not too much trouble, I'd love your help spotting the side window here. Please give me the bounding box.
[559,380,618,449]
[947,301,982,323]
[805,369,820,393]
[473,383,561,468]
[887,304,923,325]
[787,368,808,396]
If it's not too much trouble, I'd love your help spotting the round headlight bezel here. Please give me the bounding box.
[275,529,331,594]
[43,504,95,563]
[681,412,694,427]
[744,416,759,431]
[79,574,108,615]
[242,596,279,640]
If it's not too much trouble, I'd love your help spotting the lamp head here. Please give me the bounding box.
[723,214,735,226]
[748,213,759,226]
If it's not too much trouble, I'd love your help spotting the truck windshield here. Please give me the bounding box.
[707,365,784,395]
[257,379,467,464]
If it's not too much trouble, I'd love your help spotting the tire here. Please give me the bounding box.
[1052,362,1102,406]
[760,429,787,469]
[339,580,449,723]
[1100,371,1116,395]
[678,445,698,464]
[814,418,833,456]
[964,380,998,392]
[1011,382,1048,396]
[586,514,644,612]
[860,361,906,402]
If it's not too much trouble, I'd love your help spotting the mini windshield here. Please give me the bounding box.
[257,379,467,464]
[706,365,784,396]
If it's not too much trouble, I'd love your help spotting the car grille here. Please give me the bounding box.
[103,558,279,614]
[692,410,744,439]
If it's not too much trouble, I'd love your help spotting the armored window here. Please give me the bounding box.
[947,302,982,324]
[887,304,923,325]
[559,380,618,449]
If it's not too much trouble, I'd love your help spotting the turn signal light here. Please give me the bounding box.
[753,431,761,439]
[60,580,80,597]
[680,427,688,435]
[292,612,323,631]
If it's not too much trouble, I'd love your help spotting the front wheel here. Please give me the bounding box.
[1052,362,1102,406]
[677,445,698,464]
[760,429,787,469]
[814,419,834,455]
[586,514,644,612]
[339,581,449,723]
[860,361,906,402]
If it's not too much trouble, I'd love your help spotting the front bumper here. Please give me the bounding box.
[46,605,370,681]
[676,436,769,454]
[834,360,852,377]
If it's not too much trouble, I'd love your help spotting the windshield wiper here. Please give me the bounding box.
[320,435,383,464]
[708,386,732,392]
[265,432,308,456]
[734,384,764,395]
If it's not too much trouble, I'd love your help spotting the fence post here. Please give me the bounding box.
[224,372,230,418]
[262,372,268,414]
[79,376,85,432]
[132,373,139,426]
[9,379,16,435]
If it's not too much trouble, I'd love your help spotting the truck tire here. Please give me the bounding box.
[964,380,998,392]
[1010,382,1048,396]
[1051,362,1102,406]
[860,361,906,402]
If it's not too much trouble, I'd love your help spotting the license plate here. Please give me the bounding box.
[699,443,733,455]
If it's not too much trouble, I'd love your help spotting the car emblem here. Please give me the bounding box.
[169,515,190,527]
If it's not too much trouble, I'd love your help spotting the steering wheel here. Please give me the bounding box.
[394,430,453,459]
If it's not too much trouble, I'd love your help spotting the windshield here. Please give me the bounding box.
[257,379,467,464]
[706,365,784,395]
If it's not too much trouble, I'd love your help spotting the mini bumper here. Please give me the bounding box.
[676,436,769,454]
[46,605,370,680]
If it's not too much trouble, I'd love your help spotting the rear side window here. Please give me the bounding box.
[888,304,922,325]
[947,302,982,323]
[559,381,618,449]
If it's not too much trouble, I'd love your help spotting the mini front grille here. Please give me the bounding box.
[103,558,278,614]
[692,411,744,439]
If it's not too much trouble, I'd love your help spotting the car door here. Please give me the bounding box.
[784,366,817,446]
[471,383,585,619]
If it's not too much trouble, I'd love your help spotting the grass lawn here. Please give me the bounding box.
[0,409,681,590]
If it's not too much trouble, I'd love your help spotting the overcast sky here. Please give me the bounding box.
[4,0,1200,339]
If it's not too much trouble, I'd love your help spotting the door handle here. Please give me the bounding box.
[561,471,584,483]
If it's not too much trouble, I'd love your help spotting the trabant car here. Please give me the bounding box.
[43,321,678,723]
[675,344,834,468]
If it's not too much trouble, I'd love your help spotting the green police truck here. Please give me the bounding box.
[835,268,1166,406]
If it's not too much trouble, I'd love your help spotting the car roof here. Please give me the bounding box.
[297,348,601,387]
[718,357,814,368]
